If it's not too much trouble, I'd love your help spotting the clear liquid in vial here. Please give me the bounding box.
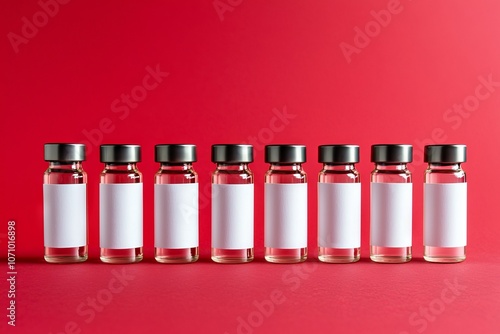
[44,162,88,263]
[370,164,412,263]
[423,163,466,263]
[100,164,143,264]
[155,163,199,263]
[318,164,360,263]
[211,164,254,263]
[265,164,307,263]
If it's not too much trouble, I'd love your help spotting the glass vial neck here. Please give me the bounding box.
[48,161,83,170]
[322,163,356,171]
[215,163,250,171]
[104,163,139,170]
[159,163,193,171]
[374,163,408,171]
[427,163,461,171]
[269,163,303,171]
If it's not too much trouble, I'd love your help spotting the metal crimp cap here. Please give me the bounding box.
[318,145,359,163]
[155,144,197,163]
[100,144,141,163]
[211,144,253,163]
[424,144,466,163]
[265,145,306,163]
[44,143,86,162]
[371,144,413,163]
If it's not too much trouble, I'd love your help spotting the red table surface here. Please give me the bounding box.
[1,0,500,333]
[3,255,500,334]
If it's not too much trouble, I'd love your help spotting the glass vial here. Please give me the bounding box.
[318,145,361,263]
[99,144,143,263]
[43,143,88,263]
[264,145,307,263]
[423,145,467,263]
[370,144,413,263]
[154,144,199,263]
[211,144,254,263]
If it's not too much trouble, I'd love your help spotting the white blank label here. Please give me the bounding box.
[155,183,198,248]
[370,183,412,247]
[43,184,87,247]
[424,183,467,247]
[212,184,254,249]
[100,183,143,249]
[265,183,307,248]
[318,183,361,248]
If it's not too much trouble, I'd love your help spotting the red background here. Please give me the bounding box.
[1,1,499,333]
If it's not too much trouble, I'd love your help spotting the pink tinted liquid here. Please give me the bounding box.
[370,163,412,263]
[424,163,466,263]
[211,164,254,263]
[100,163,143,263]
[318,164,360,263]
[155,164,199,263]
[265,164,307,263]
[44,162,88,263]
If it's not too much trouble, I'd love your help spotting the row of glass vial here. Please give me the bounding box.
[43,143,467,264]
